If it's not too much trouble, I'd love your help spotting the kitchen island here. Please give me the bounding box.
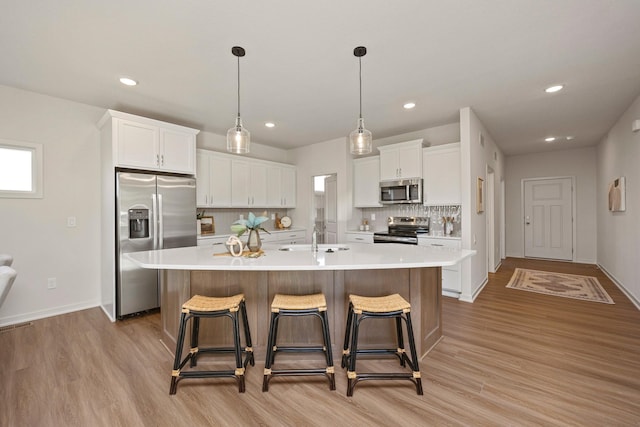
[127,243,475,360]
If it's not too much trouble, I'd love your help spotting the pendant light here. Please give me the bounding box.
[349,46,372,155]
[227,46,250,154]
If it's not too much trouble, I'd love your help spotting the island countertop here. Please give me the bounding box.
[126,242,475,271]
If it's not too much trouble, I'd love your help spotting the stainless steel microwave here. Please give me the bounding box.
[379,178,423,204]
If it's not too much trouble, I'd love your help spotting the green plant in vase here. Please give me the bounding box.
[231,212,270,252]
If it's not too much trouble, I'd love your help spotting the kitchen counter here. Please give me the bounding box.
[128,243,475,360]
[127,242,474,271]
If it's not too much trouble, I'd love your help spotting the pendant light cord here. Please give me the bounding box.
[358,57,363,119]
[237,55,241,119]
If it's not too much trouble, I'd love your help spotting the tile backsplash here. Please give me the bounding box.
[355,205,461,234]
[197,208,291,235]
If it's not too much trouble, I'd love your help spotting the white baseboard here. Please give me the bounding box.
[459,277,488,303]
[598,264,640,311]
[0,300,100,328]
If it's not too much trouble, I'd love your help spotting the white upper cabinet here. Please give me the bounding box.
[99,110,198,175]
[422,143,461,205]
[196,149,297,208]
[231,159,268,207]
[267,164,296,208]
[196,150,232,207]
[353,156,382,207]
[377,139,423,180]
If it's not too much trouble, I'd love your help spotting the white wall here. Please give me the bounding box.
[504,147,597,264]
[289,137,352,242]
[597,93,640,306]
[459,107,505,302]
[197,130,292,164]
[0,85,104,326]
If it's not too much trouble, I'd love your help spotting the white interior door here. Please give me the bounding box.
[324,174,337,244]
[523,177,573,260]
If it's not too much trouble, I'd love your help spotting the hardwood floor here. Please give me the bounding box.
[2,257,639,426]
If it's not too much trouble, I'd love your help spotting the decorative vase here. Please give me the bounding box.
[246,229,262,252]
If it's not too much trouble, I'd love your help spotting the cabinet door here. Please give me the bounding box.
[250,163,268,206]
[397,145,422,178]
[281,166,296,207]
[423,143,461,205]
[353,157,382,207]
[231,160,252,207]
[116,119,159,169]
[266,165,282,207]
[196,151,211,207]
[160,129,195,174]
[379,149,400,180]
[210,154,232,207]
[378,139,423,180]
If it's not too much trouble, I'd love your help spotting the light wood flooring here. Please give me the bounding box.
[1,258,639,426]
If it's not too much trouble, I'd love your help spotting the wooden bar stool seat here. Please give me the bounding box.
[170,294,254,394]
[262,293,335,391]
[341,293,423,396]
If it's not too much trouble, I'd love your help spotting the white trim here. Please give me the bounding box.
[0,300,100,328]
[598,263,640,311]
[459,277,488,303]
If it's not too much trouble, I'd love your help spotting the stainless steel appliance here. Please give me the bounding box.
[116,171,196,318]
[379,178,423,204]
[373,216,429,245]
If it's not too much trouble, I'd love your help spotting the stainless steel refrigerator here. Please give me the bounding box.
[116,171,196,318]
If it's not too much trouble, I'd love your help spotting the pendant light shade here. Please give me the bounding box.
[227,46,250,154]
[349,46,372,155]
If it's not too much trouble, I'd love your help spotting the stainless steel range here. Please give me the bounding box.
[373,216,430,245]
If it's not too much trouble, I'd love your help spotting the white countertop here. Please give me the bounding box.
[198,227,305,240]
[126,243,475,271]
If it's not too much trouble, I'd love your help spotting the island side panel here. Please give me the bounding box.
[160,269,191,350]
[410,267,442,358]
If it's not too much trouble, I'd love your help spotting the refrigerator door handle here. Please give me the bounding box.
[152,193,158,250]
[158,193,164,249]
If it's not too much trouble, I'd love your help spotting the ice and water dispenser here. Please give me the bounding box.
[128,209,149,239]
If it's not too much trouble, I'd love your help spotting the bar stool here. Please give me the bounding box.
[262,293,335,391]
[170,294,254,394]
[341,293,423,396]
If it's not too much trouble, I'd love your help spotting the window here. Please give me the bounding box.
[0,138,43,198]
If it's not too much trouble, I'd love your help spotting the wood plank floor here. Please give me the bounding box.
[2,257,639,426]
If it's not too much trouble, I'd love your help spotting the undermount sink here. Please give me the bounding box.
[278,244,349,252]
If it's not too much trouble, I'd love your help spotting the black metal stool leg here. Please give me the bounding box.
[262,311,278,392]
[231,311,245,393]
[170,312,189,395]
[341,303,354,369]
[320,310,336,390]
[190,316,200,367]
[395,316,406,367]
[404,312,423,395]
[347,313,361,397]
[239,300,254,367]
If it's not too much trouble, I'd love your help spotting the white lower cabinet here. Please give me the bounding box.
[418,237,462,296]
[196,235,230,250]
[262,229,306,245]
[345,232,374,244]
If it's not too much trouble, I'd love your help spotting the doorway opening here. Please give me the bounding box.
[313,174,337,244]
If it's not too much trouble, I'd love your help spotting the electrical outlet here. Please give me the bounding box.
[67,216,77,227]
[371,213,376,221]
[271,213,275,220]
[239,214,244,220]
[47,278,57,289]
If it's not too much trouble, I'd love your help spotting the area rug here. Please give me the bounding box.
[506,268,614,304]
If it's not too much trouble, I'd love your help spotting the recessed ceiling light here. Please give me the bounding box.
[119,77,138,86]
[265,122,275,128]
[545,85,563,93]
[403,102,416,109]
[545,137,556,142]
[566,136,574,140]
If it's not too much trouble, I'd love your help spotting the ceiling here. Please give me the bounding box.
[2,1,640,156]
